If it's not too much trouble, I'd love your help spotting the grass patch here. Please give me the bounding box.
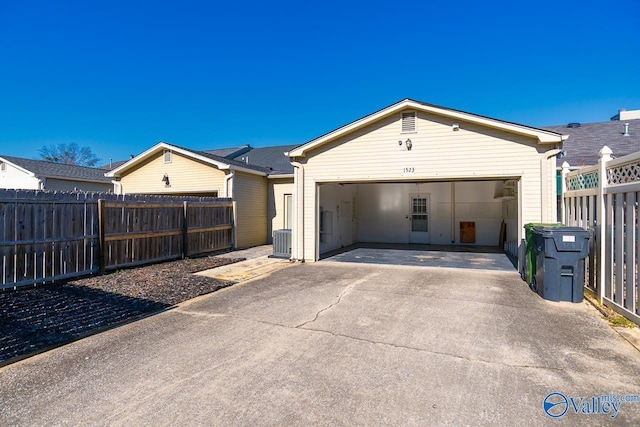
[583,288,638,328]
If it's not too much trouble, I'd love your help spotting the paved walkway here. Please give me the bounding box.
[197,245,292,282]
[1,261,638,426]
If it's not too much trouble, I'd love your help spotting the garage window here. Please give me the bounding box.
[402,111,417,133]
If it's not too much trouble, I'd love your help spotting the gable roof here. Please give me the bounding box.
[287,98,567,157]
[105,142,271,178]
[0,155,112,183]
[543,120,640,167]
[233,145,297,174]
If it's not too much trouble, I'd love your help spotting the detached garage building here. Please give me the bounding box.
[287,99,567,262]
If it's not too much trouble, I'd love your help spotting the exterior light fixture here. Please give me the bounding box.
[162,174,170,186]
[405,139,412,151]
[452,123,460,131]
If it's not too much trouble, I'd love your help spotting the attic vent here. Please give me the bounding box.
[567,122,581,128]
[0,162,5,172]
[402,111,417,133]
[163,149,172,163]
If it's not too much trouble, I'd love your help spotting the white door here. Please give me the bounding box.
[409,194,430,244]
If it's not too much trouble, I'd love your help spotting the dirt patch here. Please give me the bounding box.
[0,255,242,366]
[71,256,243,305]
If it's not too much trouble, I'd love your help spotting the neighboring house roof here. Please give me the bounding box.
[99,160,129,171]
[288,98,566,157]
[543,120,640,167]
[0,155,112,183]
[204,145,252,159]
[232,145,297,175]
[106,142,271,177]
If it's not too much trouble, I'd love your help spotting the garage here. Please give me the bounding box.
[287,99,566,262]
[317,179,517,251]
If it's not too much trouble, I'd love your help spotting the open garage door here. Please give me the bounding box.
[318,179,519,257]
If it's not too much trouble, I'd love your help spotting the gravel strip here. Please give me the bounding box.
[0,255,242,366]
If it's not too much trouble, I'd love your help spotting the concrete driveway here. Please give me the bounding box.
[1,261,639,426]
[322,246,516,271]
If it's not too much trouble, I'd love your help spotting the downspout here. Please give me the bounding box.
[224,169,236,248]
[223,169,235,198]
[291,161,304,262]
[540,148,561,223]
[451,182,455,243]
[110,180,122,194]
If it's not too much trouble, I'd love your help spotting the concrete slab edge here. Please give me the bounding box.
[583,289,640,353]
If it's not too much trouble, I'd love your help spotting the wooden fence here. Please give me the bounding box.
[562,146,640,325]
[0,190,233,290]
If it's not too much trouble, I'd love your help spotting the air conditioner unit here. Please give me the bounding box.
[272,229,292,258]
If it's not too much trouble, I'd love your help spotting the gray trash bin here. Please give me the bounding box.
[532,226,591,303]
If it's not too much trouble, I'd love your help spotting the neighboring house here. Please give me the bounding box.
[99,159,130,171]
[286,98,566,262]
[543,108,640,220]
[230,145,297,239]
[0,155,114,192]
[105,142,295,249]
[543,109,640,167]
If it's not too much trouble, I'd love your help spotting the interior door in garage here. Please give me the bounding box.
[409,194,430,244]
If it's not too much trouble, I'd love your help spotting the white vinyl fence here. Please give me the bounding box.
[562,146,639,325]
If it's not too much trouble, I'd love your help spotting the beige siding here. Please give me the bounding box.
[45,178,113,193]
[267,178,294,242]
[234,171,268,248]
[295,110,556,261]
[117,151,226,195]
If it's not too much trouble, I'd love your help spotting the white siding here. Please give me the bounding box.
[0,162,40,189]
[295,110,555,261]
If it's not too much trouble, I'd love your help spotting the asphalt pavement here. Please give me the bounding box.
[1,259,639,426]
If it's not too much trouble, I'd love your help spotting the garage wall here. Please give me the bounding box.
[318,184,357,253]
[354,181,503,247]
[295,109,553,261]
[451,181,504,245]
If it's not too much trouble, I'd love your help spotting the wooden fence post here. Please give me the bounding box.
[183,201,189,259]
[98,199,106,273]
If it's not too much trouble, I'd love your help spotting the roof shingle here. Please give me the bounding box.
[232,145,297,174]
[1,156,112,182]
[543,120,640,167]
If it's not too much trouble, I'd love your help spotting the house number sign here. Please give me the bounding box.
[403,167,415,173]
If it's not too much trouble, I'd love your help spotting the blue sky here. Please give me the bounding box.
[1,0,639,165]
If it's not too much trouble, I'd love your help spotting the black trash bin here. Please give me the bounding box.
[532,226,591,303]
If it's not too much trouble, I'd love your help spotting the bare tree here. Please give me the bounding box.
[38,143,100,167]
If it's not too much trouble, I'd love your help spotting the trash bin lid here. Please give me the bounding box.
[532,226,589,233]
[525,223,562,230]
